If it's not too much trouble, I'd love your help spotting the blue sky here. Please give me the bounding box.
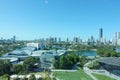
[0,0,120,40]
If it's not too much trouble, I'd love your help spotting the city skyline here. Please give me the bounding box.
[0,0,120,40]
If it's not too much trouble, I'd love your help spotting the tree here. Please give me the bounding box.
[52,59,59,69]
[13,77,19,80]
[38,77,43,80]
[13,64,23,74]
[0,60,12,75]
[93,61,100,69]
[44,71,51,80]
[88,61,100,69]
[59,56,68,69]
[23,57,39,72]
[20,78,27,80]
[79,56,87,68]
[52,73,57,80]
[2,74,10,80]
[53,52,80,69]
[3,60,11,74]
[28,74,36,80]
[0,60,5,75]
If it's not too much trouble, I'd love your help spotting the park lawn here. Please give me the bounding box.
[92,73,116,80]
[54,69,93,80]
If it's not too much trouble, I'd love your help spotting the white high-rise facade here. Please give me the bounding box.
[115,32,120,45]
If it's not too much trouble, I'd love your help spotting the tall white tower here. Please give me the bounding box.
[115,32,120,45]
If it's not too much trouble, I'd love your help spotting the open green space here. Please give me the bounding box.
[54,69,93,80]
[92,73,116,80]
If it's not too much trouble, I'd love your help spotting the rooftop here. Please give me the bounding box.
[97,57,120,67]
[0,57,18,62]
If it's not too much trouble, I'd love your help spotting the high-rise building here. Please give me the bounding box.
[58,37,61,43]
[66,37,69,43]
[73,37,79,43]
[116,32,120,40]
[13,36,16,41]
[99,28,103,43]
[54,37,57,43]
[115,32,120,45]
[100,28,103,39]
[91,36,94,41]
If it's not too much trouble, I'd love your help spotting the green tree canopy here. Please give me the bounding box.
[28,74,36,80]
[13,64,23,74]
[23,57,40,72]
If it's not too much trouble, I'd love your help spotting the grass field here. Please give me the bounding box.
[92,73,116,80]
[54,69,93,80]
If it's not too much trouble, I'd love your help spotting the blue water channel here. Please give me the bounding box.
[75,51,97,56]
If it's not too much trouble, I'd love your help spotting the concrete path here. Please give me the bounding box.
[83,61,98,80]
[84,60,120,80]
[52,69,77,72]
[83,66,98,80]
[90,69,120,80]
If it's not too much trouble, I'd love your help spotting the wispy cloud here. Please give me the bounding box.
[45,0,48,4]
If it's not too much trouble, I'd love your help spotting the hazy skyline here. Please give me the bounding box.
[0,0,120,40]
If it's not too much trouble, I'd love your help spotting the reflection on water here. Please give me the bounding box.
[75,51,97,56]
[116,48,120,52]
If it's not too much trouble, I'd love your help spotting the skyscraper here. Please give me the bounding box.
[116,32,120,40]
[13,36,16,42]
[99,28,103,43]
[115,32,120,45]
[58,37,61,43]
[100,28,103,39]
[66,37,69,42]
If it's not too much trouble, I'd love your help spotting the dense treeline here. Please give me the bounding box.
[96,45,120,57]
[14,57,40,74]
[70,44,120,57]
[97,48,119,57]
[0,60,11,75]
[53,52,86,69]
[0,57,40,76]
[48,42,120,57]
[0,60,57,80]
[0,41,25,56]
[88,61,100,69]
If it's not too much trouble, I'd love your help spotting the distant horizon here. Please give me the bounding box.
[0,0,120,40]
[0,28,118,41]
